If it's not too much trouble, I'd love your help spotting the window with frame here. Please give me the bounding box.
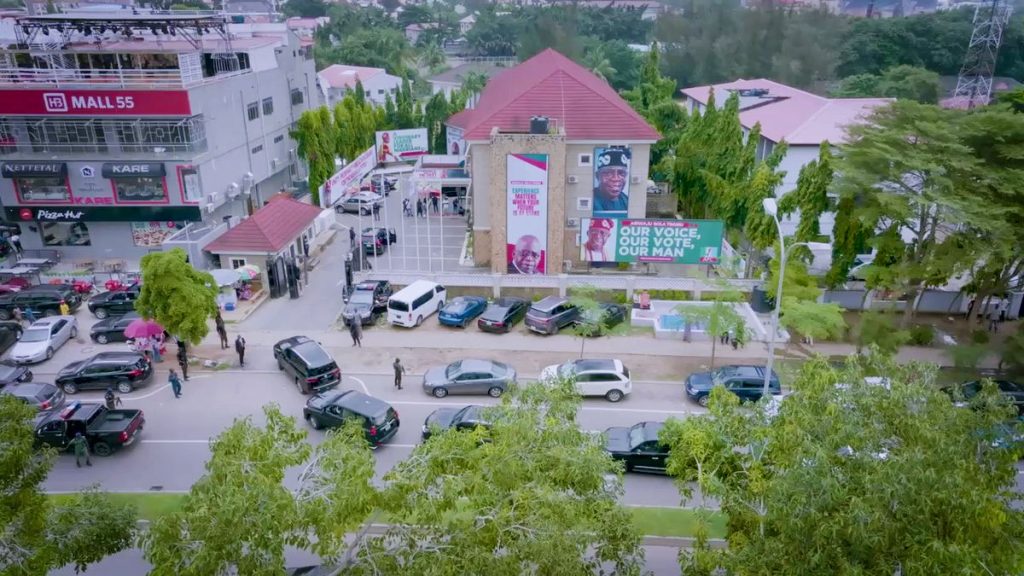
[251,144,263,154]
[578,153,592,167]
[15,176,70,202]
[273,134,284,143]
[0,120,15,155]
[180,166,202,202]
[41,222,91,246]
[229,258,246,269]
[247,101,260,121]
[290,88,304,105]
[113,176,166,202]
[262,97,274,116]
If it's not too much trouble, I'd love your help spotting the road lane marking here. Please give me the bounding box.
[345,375,369,394]
[386,399,696,416]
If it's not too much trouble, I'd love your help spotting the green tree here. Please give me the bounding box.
[465,6,518,56]
[141,406,378,575]
[854,310,909,356]
[1,396,137,576]
[135,248,218,345]
[832,65,941,104]
[326,28,413,77]
[765,255,848,345]
[581,44,616,82]
[417,41,447,74]
[292,105,339,206]
[567,285,628,358]
[777,141,833,258]
[673,282,744,369]
[664,354,1024,575]
[282,0,327,17]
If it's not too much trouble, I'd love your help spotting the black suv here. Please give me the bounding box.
[0,320,22,356]
[20,284,82,306]
[525,296,579,335]
[88,285,140,319]
[343,280,392,308]
[945,379,1024,415]
[685,365,781,407]
[274,335,341,394]
[303,389,400,446]
[0,360,33,388]
[341,280,392,327]
[55,352,153,394]
[361,227,397,256]
[0,291,81,320]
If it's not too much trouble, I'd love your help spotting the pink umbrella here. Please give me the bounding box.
[123,318,164,340]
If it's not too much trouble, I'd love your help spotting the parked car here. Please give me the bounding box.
[439,296,488,328]
[684,365,782,407]
[90,312,141,344]
[341,291,383,327]
[34,401,145,456]
[0,291,81,321]
[421,404,491,441]
[9,316,77,364]
[539,358,632,402]
[944,379,1024,415]
[0,360,32,388]
[1,381,65,412]
[477,297,529,333]
[336,191,383,215]
[88,285,140,319]
[603,421,669,474]
[525,296,579,335]
[0,320,22,356]
[55,352,153,394]
[361,227,397,256]
[422,359,516,398]
[274,335,341,394]
[342,279,392,309]
[577,303,626,336]
[20,284,83,307]
[302,389,399,447]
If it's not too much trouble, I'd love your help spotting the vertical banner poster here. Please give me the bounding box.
[506,154,549,275]
[446,124,466,157]
[592,145,631,217]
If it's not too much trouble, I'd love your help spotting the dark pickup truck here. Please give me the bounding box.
[34,401,145,457]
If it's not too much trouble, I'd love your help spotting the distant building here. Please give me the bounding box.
[458,13,475,34]
[839,0,937,16]
[680,79,892,237]
[404,22,437,44]
[549,0,672,20]
[428,62,510,101]
[317,64,401,107]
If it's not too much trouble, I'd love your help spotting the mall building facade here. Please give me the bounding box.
[0,10,320,262]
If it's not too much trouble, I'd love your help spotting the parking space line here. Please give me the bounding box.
[346,375,369,394]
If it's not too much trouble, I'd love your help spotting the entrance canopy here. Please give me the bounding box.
[408,155,471,199]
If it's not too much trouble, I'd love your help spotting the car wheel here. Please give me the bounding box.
[43,309,58,317]
[624,461,634,473]
[96,334,109,344]
[436,301,443,313]
[92,442,113,457]
[605,389,624,403]
[277,360,284,371]
[415,315,423,327]
[0,309,9,320]
[116,380,133,394]
[306,413,323,430]
[45,347,53,360]
[487,386,503,398]
[432,387,448,398]
[697,395,710,408]
[94,308,108,319]
[61,382,78,394]
[296,377,310,395]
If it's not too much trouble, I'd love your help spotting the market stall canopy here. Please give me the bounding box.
[123,318,164,340]
[236,264,260,280]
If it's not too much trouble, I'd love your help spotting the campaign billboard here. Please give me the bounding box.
[592,145,631,217]
[579,218,724,264]
[446,124,466,157]
[320,146,376,208]
[375,128,429,163]
[506,154,549,275]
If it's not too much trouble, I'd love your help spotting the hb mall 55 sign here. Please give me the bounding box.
[0,90,192,116]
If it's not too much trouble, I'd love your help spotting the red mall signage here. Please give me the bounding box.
[0,90,192,116]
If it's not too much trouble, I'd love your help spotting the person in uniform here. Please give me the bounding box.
[71,432,91,467]
[592,147,630,216]
[583,219,615,262]
[508,235,543,275]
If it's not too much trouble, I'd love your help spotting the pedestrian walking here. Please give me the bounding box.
[151,338,162,362]
[372,201,381,222]
[349,227,356,248]
[13,306,23,326]
[168,368,182,398]
[988,309,999,333]
[403,198,412,217]
[70,432,91,467]
[215,312,228,349]
[719,330,729,345]
[235,335,246,367]
[177,344,189,381]
[350,319,362,347]
[393,357,406,389]
[59,300,70,317]
[10,233,22,254]
[23,307,35,325]
[104,387,123,410]
[431,194,440,214]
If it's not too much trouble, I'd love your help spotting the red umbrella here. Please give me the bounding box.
[123,318,164,340]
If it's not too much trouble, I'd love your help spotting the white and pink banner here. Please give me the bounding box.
[505,154,548,275]
[320,146,375,208]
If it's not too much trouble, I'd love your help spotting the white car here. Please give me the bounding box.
[336,191,383,215]
[9,316,78,364]
[540,358,632,402]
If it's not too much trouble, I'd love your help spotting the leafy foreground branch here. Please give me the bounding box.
[140,380,646,576]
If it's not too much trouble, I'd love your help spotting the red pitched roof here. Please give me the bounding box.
[205,197,324,254]
[448,49,659,141]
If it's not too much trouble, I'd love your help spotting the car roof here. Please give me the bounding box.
[638,421,664,442]
[492,297,526,307]
[2,382,56,396]
[574,358,623,373]
[530,296,567,311]
[89,352,145,364]
[292,341,334,367]
[354,280,387,291]
[327,390,392,417]
[718,365,763,377]
[457,359,504,372]
[27,317,63,328]
[277,335,313,348]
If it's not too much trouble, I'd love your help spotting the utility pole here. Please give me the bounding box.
[952,0,1012,109]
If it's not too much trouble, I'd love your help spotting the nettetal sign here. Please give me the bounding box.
[101,163,167,178]
[8,205,202,223]
[0,163,68,178]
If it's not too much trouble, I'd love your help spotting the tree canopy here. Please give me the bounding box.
[831,65,942,103]
[135,248,218,344]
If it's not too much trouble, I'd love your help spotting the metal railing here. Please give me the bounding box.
[0,66,250,89]
[0,116,207,155]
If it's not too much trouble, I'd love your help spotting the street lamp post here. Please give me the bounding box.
[760,198,830,397]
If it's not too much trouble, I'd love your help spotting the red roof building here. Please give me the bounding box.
[205,196,324,255]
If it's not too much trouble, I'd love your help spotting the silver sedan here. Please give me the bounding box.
[8,316,78,364]
[422,359,517,398]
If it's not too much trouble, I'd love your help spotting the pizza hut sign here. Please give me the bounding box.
[32,209,86,221]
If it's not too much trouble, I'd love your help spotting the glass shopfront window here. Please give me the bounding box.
[15,176,71,202]
[113,176,167,202]
[41,222,91,246]
[131,221,183,247]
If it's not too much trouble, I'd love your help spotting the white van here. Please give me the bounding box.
[387,280,447,327]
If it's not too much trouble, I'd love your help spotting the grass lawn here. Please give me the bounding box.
[48,492,726,538]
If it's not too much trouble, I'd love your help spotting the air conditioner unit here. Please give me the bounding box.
[205,203,216,214]
[567,175,579,184]
[630,175,641,184]
[565,217,579,228]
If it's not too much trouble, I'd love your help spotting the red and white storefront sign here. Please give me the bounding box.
[0,89,192,116]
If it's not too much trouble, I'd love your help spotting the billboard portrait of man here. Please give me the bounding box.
[508,234,544,274]
[377,132,399,163]
[582,218,617,262]
[592,146,631,217]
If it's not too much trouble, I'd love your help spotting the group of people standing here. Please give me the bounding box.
[403,195,441,218]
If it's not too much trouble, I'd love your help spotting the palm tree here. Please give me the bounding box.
[461,71,489,96]
[418,42,448,74]
[583,46,616,83]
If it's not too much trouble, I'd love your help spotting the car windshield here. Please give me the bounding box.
[446,298,470,313]
[558,361,579,377]
[445,361,463,378]
[628,424,646,450]
[350,291,374,305]
[20,329,49,343]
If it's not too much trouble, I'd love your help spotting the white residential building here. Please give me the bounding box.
[317,64,401,107]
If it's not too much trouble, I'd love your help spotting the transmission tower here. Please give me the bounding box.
[952,0,1013,109]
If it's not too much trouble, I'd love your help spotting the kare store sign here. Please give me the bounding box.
[0,90,192,116]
